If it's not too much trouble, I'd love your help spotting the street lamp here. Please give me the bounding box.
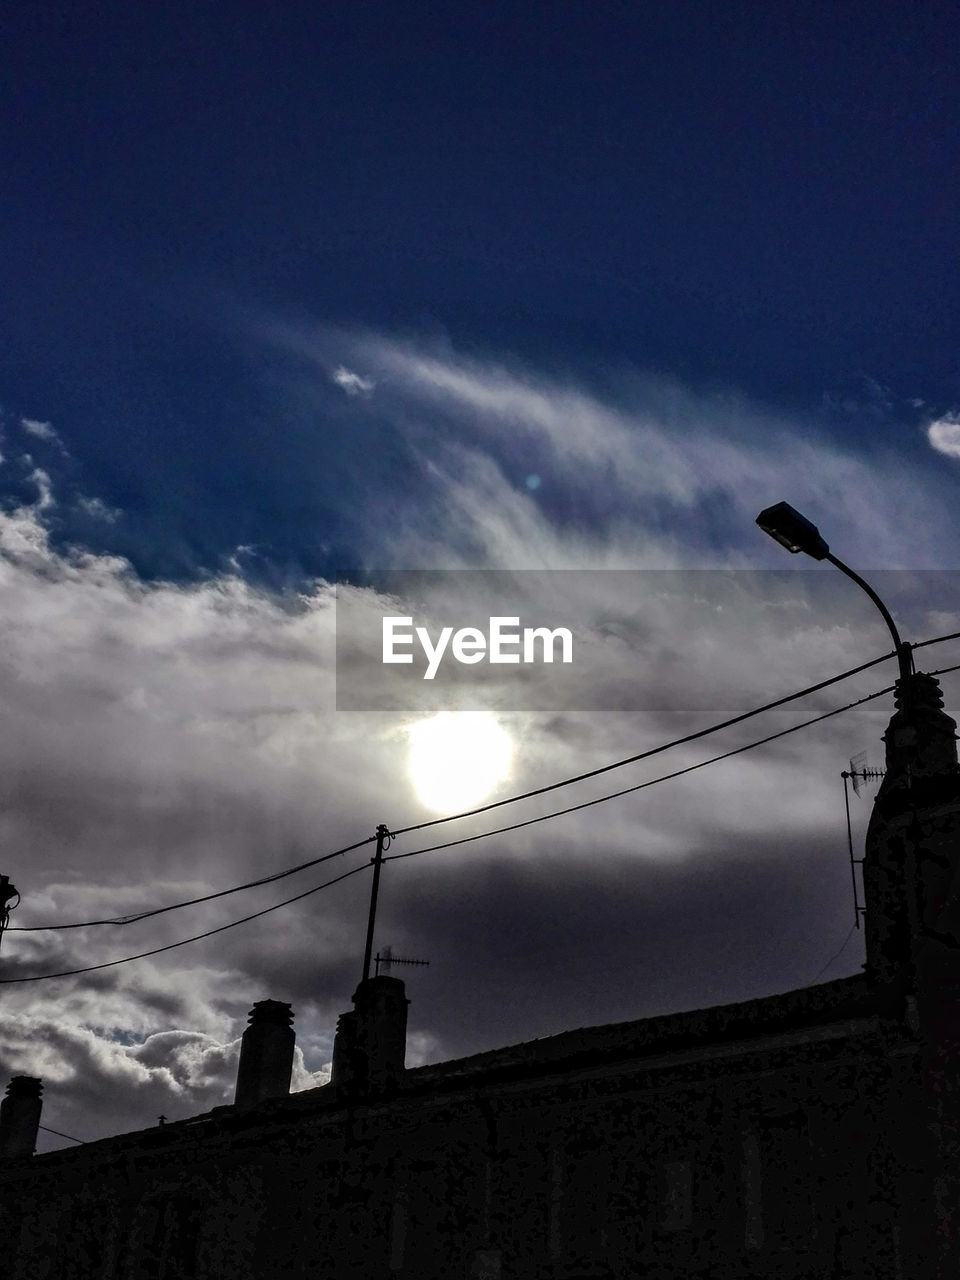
[756,501,914,684]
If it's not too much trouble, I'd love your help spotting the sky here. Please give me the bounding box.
[1,2,959,1151]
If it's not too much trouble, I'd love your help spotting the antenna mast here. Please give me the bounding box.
[841,759,885,929]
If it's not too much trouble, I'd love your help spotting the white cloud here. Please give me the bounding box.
[20,418,67,453]
[21,418,58,442]
[28,466,54,511]
[297,329,960,571]
[4,343,960,1149]
[331,365,375,397]
[0,1013,328,1147]
[927,416,960,461]
[77,495,121,523]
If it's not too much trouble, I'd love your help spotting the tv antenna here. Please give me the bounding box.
[841,754,885,929]
[374,945,430,977]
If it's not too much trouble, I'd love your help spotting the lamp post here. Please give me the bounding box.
[756,501,914,684]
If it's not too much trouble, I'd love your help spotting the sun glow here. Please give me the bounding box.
[407,711,514,815]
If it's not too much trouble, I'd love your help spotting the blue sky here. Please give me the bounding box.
[1,3,960,1147]
[4,1,959,579]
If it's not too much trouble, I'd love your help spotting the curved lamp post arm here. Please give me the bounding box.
[825,553,914,684]
[756,502,914,685]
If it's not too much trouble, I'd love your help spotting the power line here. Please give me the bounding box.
[8,651,896,936]
[38,1123,84,1144]
[393,636,960,840]
[6,658,960,986]
[929,661,960,680]
[386,658,960,867]
[392,646,899,836]
[385,680,900,865]
[810,922,860,984]
[8,835,377,933]
[0,863,370,985]
[7,638,960,942]
[913,629,960,653]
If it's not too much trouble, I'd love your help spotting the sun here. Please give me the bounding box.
[407,711,514,815]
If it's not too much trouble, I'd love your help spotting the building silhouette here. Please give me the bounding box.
[1,671,959,1278]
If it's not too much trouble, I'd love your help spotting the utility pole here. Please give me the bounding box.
[361,825,390,984]
[0,875,19,956]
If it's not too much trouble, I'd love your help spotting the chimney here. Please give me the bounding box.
[864,672,960,981]
[331,1008,359,1090]
[879,672,958,792]
[0,1076,42,1158]
[234,1000,295,1110]
[331,976,408,1099]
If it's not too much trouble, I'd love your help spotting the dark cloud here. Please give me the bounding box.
[1,346,958,1150]
[372,831,861,1059]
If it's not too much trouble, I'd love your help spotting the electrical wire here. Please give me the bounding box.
[925,661,960,680]
[10,637,960,938]
[385,659,960,865]
[6,658,960,985]
[385,680,900,864]
[810,922,860,984]
[38,1123,84,1144]
[0,862,370,985]
[8,834,377,933]
[912,629,960,653]
[390,647,900,837]
[7,650,896,935]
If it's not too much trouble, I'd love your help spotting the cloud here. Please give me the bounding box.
[4,339,960,1151]
[278,327,960,571]
[927,416,960,461]
[77,495,121,523]
[27,465,54,511]
[330,365,375,397]
[20,417,67,454]
[21,418,58,443]
[0,1013,329,1148]
[0,494,373,1140]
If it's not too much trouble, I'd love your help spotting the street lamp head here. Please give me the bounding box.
[756,501,830,561]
